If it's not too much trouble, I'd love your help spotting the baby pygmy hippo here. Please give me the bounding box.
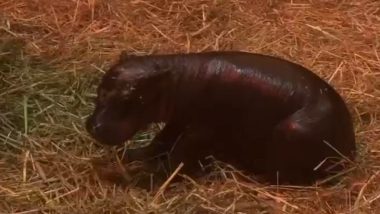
[86,51,356,185]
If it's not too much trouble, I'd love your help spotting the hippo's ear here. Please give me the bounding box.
[153,62,171,73]
[119,51,137,62]
[143,69,171,87]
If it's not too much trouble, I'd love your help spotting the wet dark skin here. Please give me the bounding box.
[86,51,356,185]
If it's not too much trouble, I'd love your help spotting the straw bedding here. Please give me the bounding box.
[1,0,379,213]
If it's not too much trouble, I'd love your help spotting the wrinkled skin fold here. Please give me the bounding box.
[86,51,356,186]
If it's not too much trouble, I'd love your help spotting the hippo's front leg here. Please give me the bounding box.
[121,121,185,162]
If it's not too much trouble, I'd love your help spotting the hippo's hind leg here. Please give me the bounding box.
[265,108,353,185]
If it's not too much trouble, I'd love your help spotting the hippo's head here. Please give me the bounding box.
[86,54,171,146]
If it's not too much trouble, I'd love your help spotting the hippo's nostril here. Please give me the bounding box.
[85,117,101,135]
[93,123,102,132]
[93,123,102,130]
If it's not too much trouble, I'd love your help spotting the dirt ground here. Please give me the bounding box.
[1,0,379,213]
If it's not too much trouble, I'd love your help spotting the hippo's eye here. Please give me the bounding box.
[97,87,119,104]
[120,85,136,98]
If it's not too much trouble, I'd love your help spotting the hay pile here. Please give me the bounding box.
[1,0,379,213]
